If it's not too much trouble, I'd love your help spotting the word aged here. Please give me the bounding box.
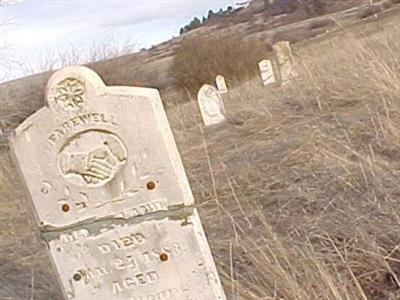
[112,271,158,294]
[11,66,226,300]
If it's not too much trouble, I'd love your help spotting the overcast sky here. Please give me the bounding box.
[1,0,238,81]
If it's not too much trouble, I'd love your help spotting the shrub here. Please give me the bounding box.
[246,22,270,34]
[308,18,334,30]
[381,0,394,9]
[271,26,325,44]
[170,34,267,94]
[357,5,382,19]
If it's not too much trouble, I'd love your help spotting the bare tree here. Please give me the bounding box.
[17,37,138,75]
[0,0,23,5]
[0,0,25,81]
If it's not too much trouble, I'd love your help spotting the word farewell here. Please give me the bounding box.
[49,113,117,144]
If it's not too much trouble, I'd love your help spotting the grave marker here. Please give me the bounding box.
[272,41,297,82]
[10,66,226,300]
[258,59,276,86]
[215,75,228,94]
[197,84,226,127]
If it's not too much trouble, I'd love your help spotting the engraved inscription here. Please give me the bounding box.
[60,229,89,244]
[58,130,127,187]
[55,78,85,110]
[142,242,183,263]
[259,60,276,86]
[13,67,226,300]
[117,200,169,219]
[84,267,109,280]
[130,289,174,300]
[49,113,117,144]
[48,219,224,299]
[97,233,146,254]
[203,87,223,118]
[113,254,138,271]
[198,84,225,127]
[112,271,158,294]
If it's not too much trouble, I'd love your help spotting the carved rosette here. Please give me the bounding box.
[54,78,86,110]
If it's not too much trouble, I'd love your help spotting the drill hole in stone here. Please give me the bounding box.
[61,204,70,212]
[160,253,168,262]
[73,273,82,281]
[146,181,156,190]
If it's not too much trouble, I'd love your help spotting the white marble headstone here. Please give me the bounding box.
[258,59,276,86]
[10,66,226,300]
[197,84,226,127]
[215,75,228,94]
[272,41,297,82]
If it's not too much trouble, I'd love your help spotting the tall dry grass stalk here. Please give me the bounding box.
[1,10,400,300]
[166,15,400,300]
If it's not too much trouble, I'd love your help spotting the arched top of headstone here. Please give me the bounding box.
[273,40,290,47]
[43,66,159,116]
[258,59,276,86]
[215,75,228,94]
[11,66,194,228]
[198,84,219,99]
[45,66,104,111]
[258,59,270,68]
[11,67,226,300]
[197,84,226,127]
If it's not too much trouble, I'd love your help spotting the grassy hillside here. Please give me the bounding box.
[165,11,400,298]
[1,3,399,147]
[1,2,400,300]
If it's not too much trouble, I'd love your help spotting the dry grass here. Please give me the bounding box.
[1,9,400,300]
[171,34,266,94]
[0,149,63,299]
[271,26,327,45]
[164,14,400,300]
[357,4,383,19]
[308,18,335,30]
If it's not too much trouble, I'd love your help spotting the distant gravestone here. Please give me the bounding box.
[198,84,226,127]
[258,59,276,86]
[215,75,228,94]
[272,41,297,82]
[11,67,226,300]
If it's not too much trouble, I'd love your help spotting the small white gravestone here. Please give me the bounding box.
[10,66,226,300]
[215,75,228,94]
[198,84,226,127]
[258,59,276,86]
[272,41,297,82]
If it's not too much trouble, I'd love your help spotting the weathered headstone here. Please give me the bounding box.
[197,84,226,127]
[258,59,276,86]
[10,66,226,300]
[215,75,228,94]
[272,41,297,82]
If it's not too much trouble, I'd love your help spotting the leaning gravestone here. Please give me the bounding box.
[10,66,226,300]
[272,41,297,82]
[215,75,228,94]
[258,59,276,86]
[197,84,226,127]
